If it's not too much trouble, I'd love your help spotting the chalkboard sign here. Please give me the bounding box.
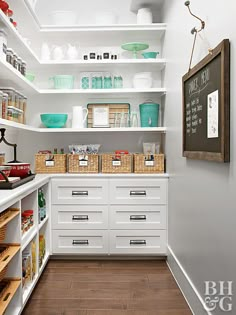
[182,39,230,162]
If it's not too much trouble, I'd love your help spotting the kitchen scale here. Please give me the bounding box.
[0,128,35,189]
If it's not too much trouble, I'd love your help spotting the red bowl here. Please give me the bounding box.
[4,163,31,178]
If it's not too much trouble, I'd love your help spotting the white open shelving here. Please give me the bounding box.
[0,119,167,133]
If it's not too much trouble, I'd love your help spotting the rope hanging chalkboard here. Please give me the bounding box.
[184,1,213,71]
[182,39,230,162]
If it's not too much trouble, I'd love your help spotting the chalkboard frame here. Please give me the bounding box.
[182,39,230,162]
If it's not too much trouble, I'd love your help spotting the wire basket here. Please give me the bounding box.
[68,154,99,173]
[101,153,132,173]
[35,154,67,173]
[134,154,165,173]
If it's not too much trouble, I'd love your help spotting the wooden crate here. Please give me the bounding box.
[134,154,165,173]
[35,154,67,174]
[0,279,21,314]
[87,103,130,128]
[101,154,132,173]
[0,245,20,282]
[68,154,99,173]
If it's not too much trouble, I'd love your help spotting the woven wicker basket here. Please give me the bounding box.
[0,226,7,242]
[134,154,164,173]
[35,154,67,174]
[101,154,132,173]
[68,154,99,173]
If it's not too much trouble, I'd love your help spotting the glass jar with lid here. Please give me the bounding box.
[12,51,18,69]
[0,29,7,61]
[0,88,16,108]
[2,93,8,119]
[21,60,26,76]
[17,57,22,73]
[6,48,14,65]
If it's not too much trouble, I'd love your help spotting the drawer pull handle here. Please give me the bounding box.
[72,215,89,221]
[130,191,146,196]
[130,215,146,221]
[72,240,89,245]
[130,240,146,245]
[72,191,88,196]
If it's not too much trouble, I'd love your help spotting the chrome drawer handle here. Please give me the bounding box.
[72,240,89,245]
[130,240,146,245]
[72,215,89,221]
[130,215,146,221]
[130,191,146,196]
[72,191,88,196]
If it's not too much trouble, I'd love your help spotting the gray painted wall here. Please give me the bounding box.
[162,1,236,314]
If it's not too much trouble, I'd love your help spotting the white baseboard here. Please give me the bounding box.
[167,245,211,315]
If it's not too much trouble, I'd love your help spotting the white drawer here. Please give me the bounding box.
[52,230,108,254]
[109,230,166,255]
[51,179,108,204]
[109,178,167,205]
[52,205,108,229]
[110,205,166,230]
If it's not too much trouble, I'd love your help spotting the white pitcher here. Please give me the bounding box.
[66,44,78,60]
[72,106,88,128]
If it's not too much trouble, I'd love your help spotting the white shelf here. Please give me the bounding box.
[38,216,49,230]
[130,0,164,12]
[0,10,39,64]
[39,59,166,71]
[40,23,166,33]
[38,87,166,94]
[21,226,37,251]
[0,59,38,94]
[0,120,167,133]
[39,252,50,275]
[22,274,38,306]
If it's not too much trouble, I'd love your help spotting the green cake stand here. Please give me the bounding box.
[121,42,149,59]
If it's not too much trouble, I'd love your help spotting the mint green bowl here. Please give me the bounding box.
[40,114,68,128]
[25,72,35,82]
[142,52,159,59]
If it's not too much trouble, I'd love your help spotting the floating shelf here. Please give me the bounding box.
[39,59,166,71]
[0,10,39,64]
[0,60,38,94]
[38,88,166,94]
[0,120,167,133]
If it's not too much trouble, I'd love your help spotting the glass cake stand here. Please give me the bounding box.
[121,42,149,58]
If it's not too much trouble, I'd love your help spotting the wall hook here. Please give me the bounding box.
[184,1,205,33]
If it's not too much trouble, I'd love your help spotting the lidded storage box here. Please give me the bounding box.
[35,154,67,173]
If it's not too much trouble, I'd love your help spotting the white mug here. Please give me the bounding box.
[72,106,88,128]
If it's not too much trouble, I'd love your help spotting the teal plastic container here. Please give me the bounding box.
[139,101,159,127]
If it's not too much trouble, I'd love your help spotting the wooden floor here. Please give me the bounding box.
[23,260,192,315]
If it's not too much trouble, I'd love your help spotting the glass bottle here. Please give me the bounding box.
[131,112,139,127]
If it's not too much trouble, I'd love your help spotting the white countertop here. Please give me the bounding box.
[0,173,169,209]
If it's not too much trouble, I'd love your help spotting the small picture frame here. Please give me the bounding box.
[92,106,110,128]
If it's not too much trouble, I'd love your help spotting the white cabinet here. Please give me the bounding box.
[51,176,168,255]
[110,178,167,205]
[109,230,166,255]
[52,204,108,229]
[51,178,109,204]
[52,230,108,254]
[109,204,166,230]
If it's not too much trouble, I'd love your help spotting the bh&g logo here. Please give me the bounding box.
[204,281,233,312]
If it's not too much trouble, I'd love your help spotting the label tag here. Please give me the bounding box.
[45,160,54,167]
[79,160,88,166]
[145,160,154,167]
[112,160,121,166]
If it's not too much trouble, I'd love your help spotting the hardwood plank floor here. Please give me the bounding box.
[22,260,192,315]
